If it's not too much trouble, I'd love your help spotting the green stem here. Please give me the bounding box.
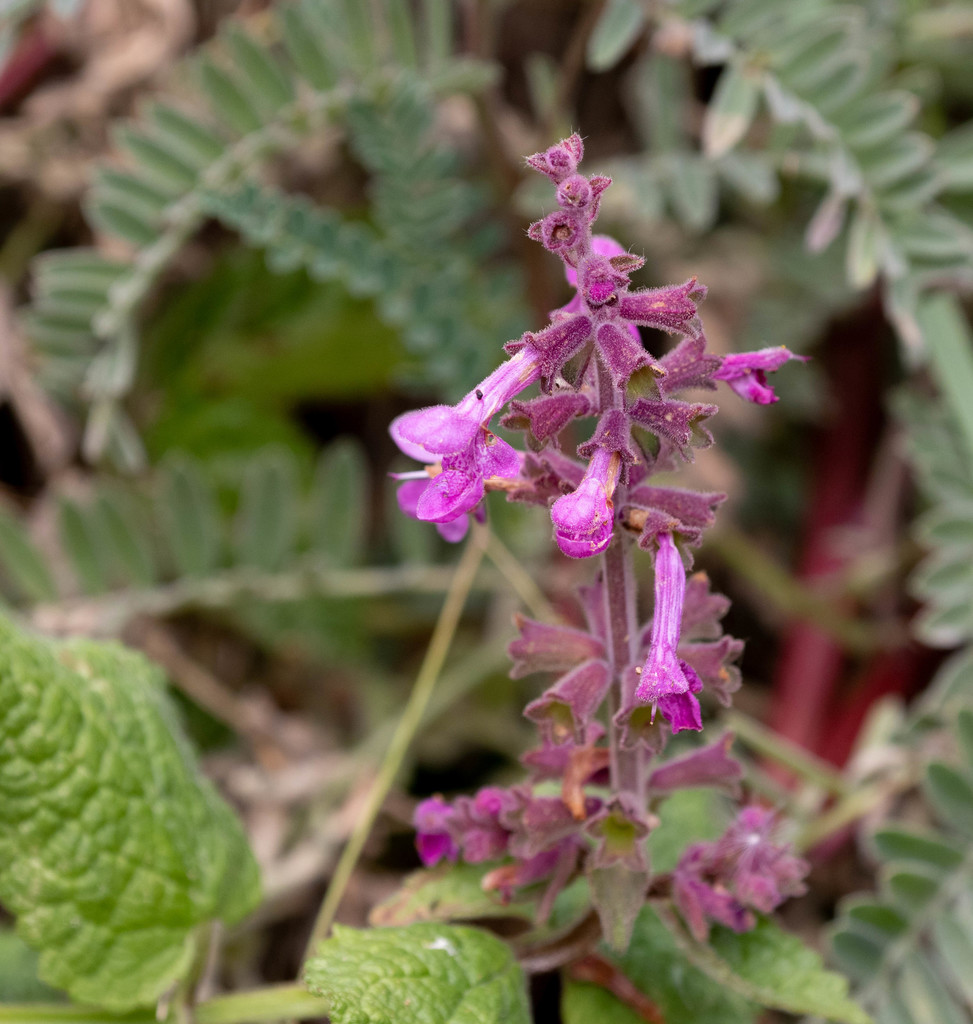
[195,984,329,1024]
[0,985,328,1024]
[725,711,849,796]
[301,527,489,959]
[484,530,558,622]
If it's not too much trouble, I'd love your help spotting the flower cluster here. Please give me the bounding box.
[394,135,805,946]
[673,806,809,940]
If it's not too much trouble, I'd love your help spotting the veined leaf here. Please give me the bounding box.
[0,620,261,1009]
[223,25,295,115]
[149,102,227,166]
[198,57,264,136]
[279,4,337,91]
[305,922,531,1024]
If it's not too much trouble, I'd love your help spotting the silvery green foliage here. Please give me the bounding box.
[305,922,531,1024]
[586,0,973,359]
[830,711,973,1024]
[0,442,374,626]
[25,0,522,465]
[0,618,261,1009]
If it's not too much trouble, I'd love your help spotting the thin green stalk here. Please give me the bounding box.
[725,711,849,796]
[301,527,489,960]
[0,985,328,1024]
[484,530,558,622]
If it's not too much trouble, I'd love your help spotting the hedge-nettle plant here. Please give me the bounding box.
[392,135,806,948]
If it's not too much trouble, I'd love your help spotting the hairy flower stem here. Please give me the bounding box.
[596,353,642,797]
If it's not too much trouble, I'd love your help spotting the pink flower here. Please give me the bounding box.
[714,346,807,404]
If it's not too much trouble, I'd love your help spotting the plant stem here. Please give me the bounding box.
[301,526,489,960]
[484,530,558,622]
[0,985,329,1024]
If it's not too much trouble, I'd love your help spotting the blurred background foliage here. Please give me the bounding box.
[1,0,973,1020]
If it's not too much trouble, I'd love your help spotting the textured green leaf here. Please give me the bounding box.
[667,154,718,232]
[304,922,531,1024]
[832,929,884,982]
[0,510,57,603]
[861,134,933,191]
[920,294,973,475]
[370,863,533,927]
[0,929,62,1002]
[668,912,873,1024]
[88,199,158,247]
[703,63,761,158]
[931,913,973,1005]
[93,489,157,588]
[610,906,755,1024]
[898,951,967,1024]
[846,206,882,289]
[838,91,919,151]
[587,0,645,72]
[234,447,300,572]
[957,709,973,771]
[886,868,939,913]
[937,124,973,193]
[0,619,261,1009]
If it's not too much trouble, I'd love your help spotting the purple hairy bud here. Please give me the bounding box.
[714,346,807,404]
[618,279,705,337]
[556,173,594,210]
[551,447,621,558]
[526,133,584,182]
[596,322,665,392]
[414,796,458,867]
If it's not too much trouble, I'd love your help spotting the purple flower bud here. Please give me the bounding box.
[505,789,596,859]
[525,134,584,182]
[580,255,628,307]
[508,614,606,678]
[529,210,584,252]
[618,278,706,337]
[550,447,621,558]
[506,314,593,392]
[596,322,664,392]
[502,391,592,451]
[556,173,594,210]
[658,336,721,394]
[628,396,717,458]
[674,844,754,940]
[714,346,807,404]
[452,787,517,863]
[414,796,458,867]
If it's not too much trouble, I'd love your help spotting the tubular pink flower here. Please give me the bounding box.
[635,533,703,733]
[414,796,458,867]
[550,447,621,559]
[390,348,542,525]
[713,346,807,404]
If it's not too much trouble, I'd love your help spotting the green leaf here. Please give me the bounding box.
[919,294,973,477]
[837,91,918,151]
[647,787,731,874]
[223,25,294,115]
[198,57,264,136]
[925,763,973,835]
[703,63,761,158]
[610,905,756,1024]
[279,4,337,91]
[304,922,531,1024]
[149,102,226,166]
[846,206,882,290]
[0,618,261,1010]
[113,125,199,191]
[587,0,645,72]
[667,154,718,232]
[234,447,300,572]
[562,980,643,1024]
[57,497,109,594]
[872,826,963,873]
[0,929,62,1002]
[370,863,533,927]
[158,455,223,577]
[0,509,57,603]
[663,910,873,1024]
[310,439,369,566]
